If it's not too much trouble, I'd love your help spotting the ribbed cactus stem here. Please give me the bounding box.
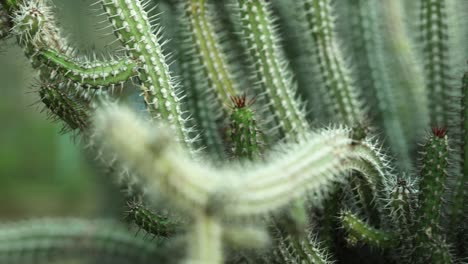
[185,0,240,105]
[38,48,139,90]
[125,201,178,237]
[237,0,309,140]
[420,0,450,126]
[39,83,89,132]
[417,127,449,231]
[381,0,428,144]
[274,228,334,264]
[387,176,417,239]
[101,0,193,149]
[229,94,262,160]
[340,210,397,248]
[0,218,161,263]
[354,0,413,171]
[298,0,363,126]
[449,72,468,249]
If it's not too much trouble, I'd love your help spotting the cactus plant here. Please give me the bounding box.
[1,0,467,263]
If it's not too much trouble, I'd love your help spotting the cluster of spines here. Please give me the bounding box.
[237,0,310,141]
[297,0,363,126]
[100,0,194,150]
[0,218,162,263]
[229,94,262,161]
[125,201,178,238]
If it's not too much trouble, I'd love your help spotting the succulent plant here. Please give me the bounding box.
[0,0,467,263]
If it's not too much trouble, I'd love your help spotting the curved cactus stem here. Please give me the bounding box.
[38,48,139,90]
[0,218,163,263]
[237,0,310,140]
[420,0,451,126]
[93,106,358,220]
[340,210,397,249]
[297,0,364,126]
[100,0,195,150]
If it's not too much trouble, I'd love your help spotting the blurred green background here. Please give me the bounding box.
[0,0,123,221]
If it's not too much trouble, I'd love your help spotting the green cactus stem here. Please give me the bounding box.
[237,0,309,140]
[38,83,89,133]
[417,127,449,232]
[38,48,140,90]
[229,94,262,160]
[125,201,178,238]
[420,0,451,126]
[273,227,333,264]
[340,210,397,249]
[184,0,240,106]
[449,71,468,253]
[0,218,163,264]
[298,0,364,126]
[100,0,194,149]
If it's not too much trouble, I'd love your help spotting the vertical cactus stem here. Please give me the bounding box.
[387,176,417,239]
[340,210,397,249]
[420,0,450,126]
[417,127,449,232]
[354,0,413,171]
[188,213,223,264]
[237,0,309,140]
[299,0,363,126]
[449,72,468,245]
[101,0,192,149]
[229,94,262,160]
[186,0,240,105]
